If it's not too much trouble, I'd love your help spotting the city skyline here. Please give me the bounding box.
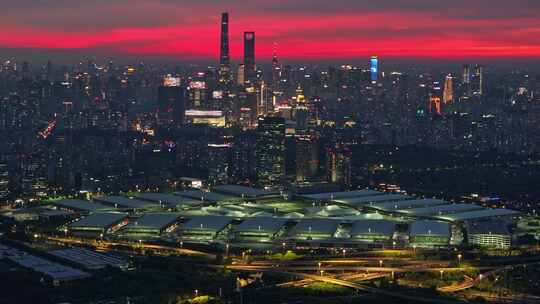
[2,3,540,304]
[1,0,540,63]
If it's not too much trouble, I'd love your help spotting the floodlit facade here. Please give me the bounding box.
[350,220,396,243]
[233,217,288,243]
[409,220,451,247]
[467,221,511,249]
[121,213,181,238]
[290,219,340,241]
[181,216,233,241]
[68,212,129,236]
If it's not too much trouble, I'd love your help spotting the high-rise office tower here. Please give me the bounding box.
[462,64,471,84]
[157,75,185,126]
[237,64,245,86]
[0,162,9,203]
[271,43,281,91]
[21,158,48,198]
[370,56,378,82]
[244,32,256,85]
[256,116,285,188]
[207,144,231,186]
[218,12,231,85]
[187,77,208,109]
[326,144,352,189]
[296,135,319,182]
[428,95,442,115]
[230,132,257,183]
[461,64,472,100]
[443,74,454,104]
[471,65,484,96]
[258,81,273,116]
[294,85,308,130]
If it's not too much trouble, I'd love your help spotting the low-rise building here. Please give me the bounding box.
[180,216,233,242]
[68,212,129,237]
[467,221,511,249]
[289,219,341,241]
[93,196,159,212]
[409,220,451,247]
[55,199,111,213]
[212,185,281,201]
[134,193,200,210]
[349,220,396,243]
[121,213,181,239]
[233,217,288,243]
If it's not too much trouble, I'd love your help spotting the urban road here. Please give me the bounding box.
[39,235,540,303]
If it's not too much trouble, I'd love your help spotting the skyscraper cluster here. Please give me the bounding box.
[1,12,539,203]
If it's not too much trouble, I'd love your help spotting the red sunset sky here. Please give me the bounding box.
[1,0,540,61]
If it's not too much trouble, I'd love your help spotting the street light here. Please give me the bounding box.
[392,241,396,249]
[379,260,383,268]
[194,289,199,297]
[440,270,444,280]
[342,249,346,258]
[318,262,322,270]
[457,253,462,265]
[320,270,324,277]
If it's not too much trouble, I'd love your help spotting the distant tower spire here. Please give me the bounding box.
[272,42,278,65]
[272,42,280,91]
[219,12,231,84]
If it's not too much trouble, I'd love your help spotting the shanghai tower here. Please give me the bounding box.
[218,12,230,84]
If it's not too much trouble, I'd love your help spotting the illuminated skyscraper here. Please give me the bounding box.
[326,144,352,188]
[258,81,273,116]
[187,77,208,109]
[295,85,308,130]
[256,116,285,188]
[443,74,454,104]
[244,32,256,85]
[237,64,245,86]
[271,43,281,92]
[462,64,471,84]
[471,65,484,96]
[296,135,319,182]
[428,95,442,115]
[295,85,306,105]
[370,56,378,82]
[218,12,231,85]
[0,162,9,202]
[158,75,185,126]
